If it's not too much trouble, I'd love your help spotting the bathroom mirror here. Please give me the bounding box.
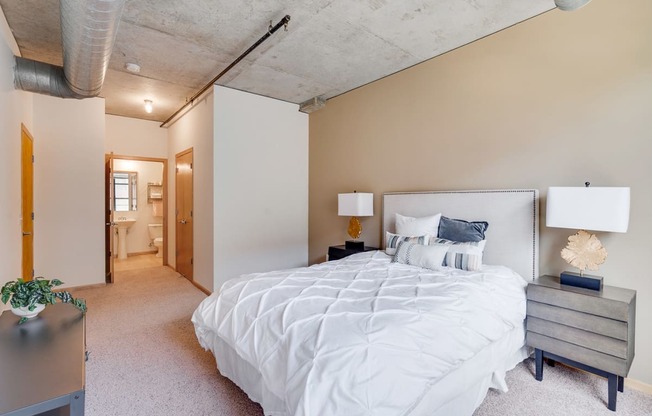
[114,171,138,212]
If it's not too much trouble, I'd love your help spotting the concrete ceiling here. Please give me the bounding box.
[0,0,555,123]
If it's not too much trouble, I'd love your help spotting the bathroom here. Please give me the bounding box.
[113,158,165,270]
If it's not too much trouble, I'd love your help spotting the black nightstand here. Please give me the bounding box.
[327,245,378,261]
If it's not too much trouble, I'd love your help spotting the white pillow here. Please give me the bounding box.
[395,213,442,237]
[429,238,486,271]
[392,241,448,270]
[385,232,429,256]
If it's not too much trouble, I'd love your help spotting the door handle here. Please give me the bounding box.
[22,232,32,236]
[180,219,187,224]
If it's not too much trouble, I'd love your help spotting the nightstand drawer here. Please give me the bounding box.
[527,316,627,359]
[527,332,629,376]
[527,301,628,341]
[527,284,629,321]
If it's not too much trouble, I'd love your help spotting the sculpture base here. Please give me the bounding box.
[345,240,365,250]
[560,271,603,291]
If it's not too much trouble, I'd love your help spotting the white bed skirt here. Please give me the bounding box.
[206,324,528,416]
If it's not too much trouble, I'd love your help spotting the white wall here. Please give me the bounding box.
[167,91,214,292]
[106,114,167,158]
[0,7,31,308]
[213,86,308,291]
[113,159,164,255]
[32,95,106,288]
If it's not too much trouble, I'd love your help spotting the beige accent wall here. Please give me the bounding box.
[309,0,652,384]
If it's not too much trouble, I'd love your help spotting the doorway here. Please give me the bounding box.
[21,124,34,281]
[105,155,168,279]
[175,148,193,281]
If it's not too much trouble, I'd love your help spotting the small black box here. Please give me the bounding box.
[560,271,603,291]
[345,240,365,250]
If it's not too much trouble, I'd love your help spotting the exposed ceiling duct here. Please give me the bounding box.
[555,0,592,11]
[13,0,125,98]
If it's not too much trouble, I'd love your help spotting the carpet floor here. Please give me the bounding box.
[72,266,652,415]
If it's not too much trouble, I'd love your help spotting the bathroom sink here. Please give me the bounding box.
[115,219,136,260]
[115,219,136,229]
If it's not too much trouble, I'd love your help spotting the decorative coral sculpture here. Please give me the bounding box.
[561,230,608,274]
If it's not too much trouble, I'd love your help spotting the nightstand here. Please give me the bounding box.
[327,245,378,261]
[526,275,636,411]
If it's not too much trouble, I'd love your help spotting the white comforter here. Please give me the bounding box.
[192,251,527,416]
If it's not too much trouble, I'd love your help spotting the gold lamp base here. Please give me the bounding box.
[347,216,362,239]
[345,216,365,250]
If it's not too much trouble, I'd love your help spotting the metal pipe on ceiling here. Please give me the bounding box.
[14,0,126,98]
[160,14,291,128]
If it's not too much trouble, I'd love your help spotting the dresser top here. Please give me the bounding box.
[534,275,636,303]
[0,303,85,414]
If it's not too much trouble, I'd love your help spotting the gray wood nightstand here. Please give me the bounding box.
[526,275,636,412]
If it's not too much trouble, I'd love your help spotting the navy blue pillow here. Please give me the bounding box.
[438,216,488,243]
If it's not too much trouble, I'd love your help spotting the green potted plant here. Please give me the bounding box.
[1,277,87,324]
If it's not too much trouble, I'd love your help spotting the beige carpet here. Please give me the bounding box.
[72,266,652,415]
[71,266,262,416]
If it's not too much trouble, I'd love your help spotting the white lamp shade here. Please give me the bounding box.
[546,187,630,232]
[338,193,374,217]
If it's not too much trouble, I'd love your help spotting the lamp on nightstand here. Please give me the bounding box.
[338,192,373,250]
[546,183,630,291]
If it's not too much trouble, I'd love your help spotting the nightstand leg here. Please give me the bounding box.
[618,376,624,393]
[535,349,543,381]
[607,374,617,411]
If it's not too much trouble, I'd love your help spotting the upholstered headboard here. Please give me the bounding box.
[383,189,539,280]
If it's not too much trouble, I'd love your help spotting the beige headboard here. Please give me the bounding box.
[383,189,539,280]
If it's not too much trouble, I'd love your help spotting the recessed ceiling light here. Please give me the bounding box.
[125,63,141,73]
[144,99,153,113]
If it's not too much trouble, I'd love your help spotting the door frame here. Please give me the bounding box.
[21,124,34,281]
[105,154,169,270]
[175,148,193,282]
[105,153,115,283]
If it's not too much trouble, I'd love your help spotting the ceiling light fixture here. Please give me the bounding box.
[125,62,141,73]
[144,99,153,113]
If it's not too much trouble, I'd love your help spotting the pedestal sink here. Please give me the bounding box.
[115,219,136,260]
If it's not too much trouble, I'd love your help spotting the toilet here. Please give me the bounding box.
[148,223,164,258]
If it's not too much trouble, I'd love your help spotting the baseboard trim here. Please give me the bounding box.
[67,283,107,291]
[625,378,652,395]
[189,279,211,296]
[127,250,157,257]
[541,358,652,394]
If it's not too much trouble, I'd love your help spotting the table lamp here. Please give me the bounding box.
[338,192,373,250]
[546,183,630,290]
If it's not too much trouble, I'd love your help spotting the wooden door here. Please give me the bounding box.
[21,125,34,281]
[175,149,193,280]
[104,153,115,283]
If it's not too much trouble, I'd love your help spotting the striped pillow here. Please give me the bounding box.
[392,241,448,270]
[429,238,486,271]
[385,232,429,256]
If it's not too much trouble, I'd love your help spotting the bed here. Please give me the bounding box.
[193,189,539,416]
